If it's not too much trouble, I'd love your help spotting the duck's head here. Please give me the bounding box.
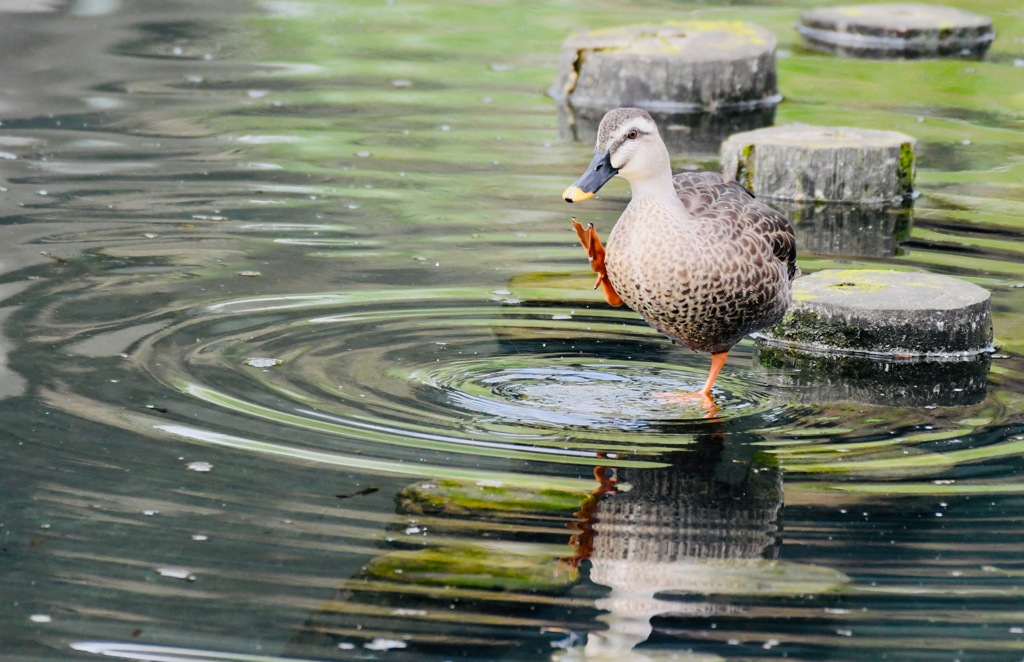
[563,107,669,203]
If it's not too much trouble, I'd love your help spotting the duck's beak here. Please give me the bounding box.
[563,150,618,203]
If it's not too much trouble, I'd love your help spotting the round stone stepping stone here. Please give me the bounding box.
[759,269,993,357]
[798,4,995,59]
[548,21,781,113]
[720,125,916,203]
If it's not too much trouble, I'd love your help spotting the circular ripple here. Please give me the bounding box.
[127,288,796,482]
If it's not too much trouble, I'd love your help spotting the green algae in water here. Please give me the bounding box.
[365,542,575,592]
[398,478,588,516]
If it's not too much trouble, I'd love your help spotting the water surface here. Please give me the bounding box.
[3,0,1024,660]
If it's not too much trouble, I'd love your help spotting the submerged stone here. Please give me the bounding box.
[756,345,990,407]
[773,199,913,258]
[759,269,993,357]
[549,21,780,113]
[721,125,917,203]
[798,3,995,59]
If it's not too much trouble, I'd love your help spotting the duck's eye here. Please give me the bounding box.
[626,130,638,140]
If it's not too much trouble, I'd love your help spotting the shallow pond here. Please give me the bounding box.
[3,0,1024,660]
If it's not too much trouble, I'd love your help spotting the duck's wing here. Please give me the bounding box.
[673,172,798,281]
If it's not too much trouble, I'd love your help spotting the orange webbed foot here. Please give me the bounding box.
[571,217,623,307]
[653,351,730,418]
[653,390,719,418]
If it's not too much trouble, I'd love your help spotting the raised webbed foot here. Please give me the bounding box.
[571,217,623,307]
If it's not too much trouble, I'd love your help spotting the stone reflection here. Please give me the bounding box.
[755,344,990,407]
[556,102,776,156]
[558,430,846,660]
[768,199,914,258]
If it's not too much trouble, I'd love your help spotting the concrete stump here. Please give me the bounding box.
[720,125,916,203]
[549,21,781,112]
[798,4,995,59]
[759,269,993,357]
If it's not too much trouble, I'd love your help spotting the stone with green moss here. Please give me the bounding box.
[798,4,995,59]
[397,478,586,517]
[365,542,574,593]
[759,268,993,356]
[720,125,917,203]
[549,21,779,113]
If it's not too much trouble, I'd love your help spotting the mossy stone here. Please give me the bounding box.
[721,125,917,203]
[760,269,993,356]
[798,4,995,59]
[550,21,780,112]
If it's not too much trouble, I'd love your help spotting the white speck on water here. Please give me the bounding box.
[836,629,853,637]
[245,357,283,368]
[404,526,422,535]
[186,461,213,473]
[192,534,208,541]
[364,638,407,651]
[143,510,159,516]
[30,614,52,623]
[337,642,356,650]
[392,608,427,616]
[157,567,196,581]
[762,639,780,650]
[37,190,48,196]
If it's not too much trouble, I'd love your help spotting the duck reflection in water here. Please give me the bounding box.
[558,427,809,659]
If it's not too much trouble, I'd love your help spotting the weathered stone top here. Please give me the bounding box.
[801,4,992,35]
[550,21,780,111]
[792,269,988,312]
[762,269,994,356]
[566,21,777,62]
[726,125,915,151]
[798,3,995,58]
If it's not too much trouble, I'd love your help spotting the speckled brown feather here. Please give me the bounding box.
[605,168,797,354]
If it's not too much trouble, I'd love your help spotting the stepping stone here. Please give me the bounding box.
[759,269,993,357]
[549,21,780,113]
[720,125,916,203]
[798,4,995,59]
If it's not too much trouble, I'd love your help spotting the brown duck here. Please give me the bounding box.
[563,107,798,404]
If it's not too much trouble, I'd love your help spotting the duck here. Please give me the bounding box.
[562,107,798,405]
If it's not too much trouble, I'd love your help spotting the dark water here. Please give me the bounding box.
[3,0,1024,660]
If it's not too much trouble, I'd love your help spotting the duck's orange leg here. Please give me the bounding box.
[654,350,729,416]
[699,350,730,399]
[571,218,623,307]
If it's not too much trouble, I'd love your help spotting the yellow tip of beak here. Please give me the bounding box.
[562,186,594,203]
